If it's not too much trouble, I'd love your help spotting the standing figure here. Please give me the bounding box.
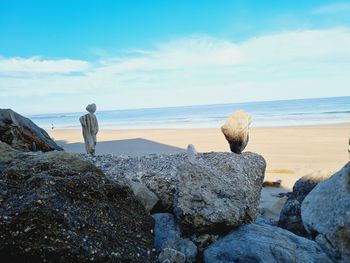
[221,110,251,154]
[348,134,350,159]
[80,103,99,155]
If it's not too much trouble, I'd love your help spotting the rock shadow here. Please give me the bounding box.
[55,138,185,156]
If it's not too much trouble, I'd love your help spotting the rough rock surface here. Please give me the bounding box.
[163,238,197,263]
[203,223,332,263]
[152,213,181,250]
[301,162,350,263]
[278,172,328,236]
[129,179,160,213]
[0,109,62,152]
[0,142,156,262]
[85,152,266,235]
[175,157,265,234]
[158,248,185,263]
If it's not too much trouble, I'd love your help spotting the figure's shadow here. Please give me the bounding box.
[55,138,185,156]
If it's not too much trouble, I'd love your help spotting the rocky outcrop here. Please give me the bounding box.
[0,142,156,262]
[0,109,62,152]
[86,152,266,235]
[221,110,251,153]
[203,223,332,263]
[301,162,350,263]
[278,173,328,236]
[175,156,265,235]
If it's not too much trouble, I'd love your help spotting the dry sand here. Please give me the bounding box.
[48,124,350,220]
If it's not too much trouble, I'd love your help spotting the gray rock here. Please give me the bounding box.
[164,238,197,263]
[84,152,265,235]
[278,172,329,236]
[152,213,181,250]
[158,248,186,263]
[191,234,219,255]
[128,179,160,213]
[204,223,332,263]
[301,162,350,262]
[175,153,265,234]
[0,109,63,152]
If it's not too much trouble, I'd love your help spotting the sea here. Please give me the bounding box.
[27,96,350,130]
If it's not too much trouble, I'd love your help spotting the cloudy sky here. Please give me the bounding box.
[1,0,350,114]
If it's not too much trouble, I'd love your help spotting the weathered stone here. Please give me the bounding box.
[0,109,62,152]
[152,213,181,251]
[164,238,197,263]
[0,143,156,262]
[301,162,350,262]
[186,144,197,164]
[79,103,99,155]
[158,248,186,263]
[221,110,251,153]
[203,223,332,263]
[86,152,266,232]
[278,172,329,236]
[128,179,160,213]
[175,153,265,235]
[191,234,219,256]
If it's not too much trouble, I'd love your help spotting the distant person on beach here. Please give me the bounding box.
[79,103,99,155]
[51,123,54,130]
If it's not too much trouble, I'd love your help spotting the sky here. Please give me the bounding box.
[1,0,350,114]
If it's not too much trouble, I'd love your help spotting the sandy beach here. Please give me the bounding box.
[48,123,350,189]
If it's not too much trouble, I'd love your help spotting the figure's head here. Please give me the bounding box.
[86,103,97,114]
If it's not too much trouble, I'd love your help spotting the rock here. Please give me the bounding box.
[152,213,181,250]
[203,223,332,263]
[164,238,197,263]
[191,234,219,255]
[221,110,251,154]
[158,248,186,263]
[79,104,99,155]
[0,144,156,262]
[175,153,265,235]
[186,144,197,163]
[0,109,62,152]
[128,179,160,213]
[86,152,266,231]
[278,172,329,237]
[301,162,350,262]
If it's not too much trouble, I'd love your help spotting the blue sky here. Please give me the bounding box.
[1,0,350,114]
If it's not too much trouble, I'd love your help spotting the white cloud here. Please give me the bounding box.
[0,56,90,73]
[1,28,350,113]
[312,3,350,15]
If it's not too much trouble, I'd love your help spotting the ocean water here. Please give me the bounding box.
[27,96,350,130]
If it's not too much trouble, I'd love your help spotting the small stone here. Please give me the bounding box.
[158,248,186,263]
[221,110,251,154]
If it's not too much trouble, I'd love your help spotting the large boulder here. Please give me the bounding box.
[278,172,329,236]
[86,152,266,235]
[0,142,156,262]
[203,223,332,263]
[0,109,62,152]
[301,162,350,263]
[175,156,265,235]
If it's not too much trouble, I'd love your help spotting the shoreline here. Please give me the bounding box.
[43,121,350,131]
